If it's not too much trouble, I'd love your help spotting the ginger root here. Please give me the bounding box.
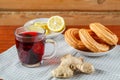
[60,54,83,71]
[77,62,95,74]
[52,54,95,78]
[52,65,73,78]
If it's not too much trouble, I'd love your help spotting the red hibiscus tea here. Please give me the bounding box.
[15,27,56,67]
[15,31,45,66]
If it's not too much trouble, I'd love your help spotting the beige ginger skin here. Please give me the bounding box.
[52,54,95,78]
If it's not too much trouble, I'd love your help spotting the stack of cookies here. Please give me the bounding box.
[65,23,118,52]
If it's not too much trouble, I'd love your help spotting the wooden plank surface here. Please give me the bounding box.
[0,25,120,53]
[0,11,120,25]
[0,26,19,53]
[0,0,120,11]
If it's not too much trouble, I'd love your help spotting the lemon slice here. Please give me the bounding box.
[34,22,47,29]
[28,25,45,33]
[26,22,50,35]
[47,16,65,32]
[33,22,50,35]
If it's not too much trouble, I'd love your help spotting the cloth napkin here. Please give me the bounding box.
[0,34,120,80]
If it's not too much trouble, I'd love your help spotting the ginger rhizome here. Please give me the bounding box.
[52,54,95,78]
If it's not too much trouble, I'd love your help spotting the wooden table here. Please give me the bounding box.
[0,25,120,53]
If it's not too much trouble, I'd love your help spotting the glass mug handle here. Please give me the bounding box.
[43,39,56,59]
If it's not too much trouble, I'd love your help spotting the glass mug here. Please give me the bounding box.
[15,27,56,67]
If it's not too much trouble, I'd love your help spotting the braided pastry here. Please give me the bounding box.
[64,23,118,52]
[64,28,87,50]
[90,23,118,45]
[79,29,110,52]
